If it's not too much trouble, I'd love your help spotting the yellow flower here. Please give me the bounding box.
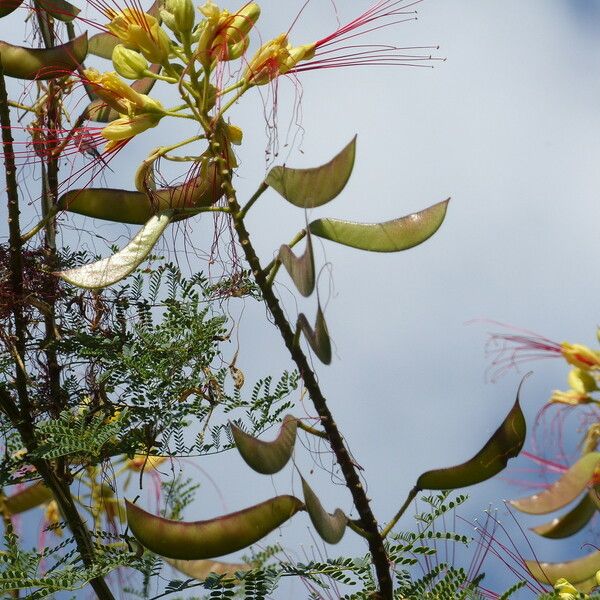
[244,34,315,85]
[561,342,600,371]
[196,1,260,64]
[101,113,164,150]
[44,500,63,536]
[549,389,592,406]
[107,9,171,64]
[127,455,167,472]
[554,577,588,599]
[84,69,165,116]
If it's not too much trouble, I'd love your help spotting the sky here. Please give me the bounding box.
[3,0,600,597]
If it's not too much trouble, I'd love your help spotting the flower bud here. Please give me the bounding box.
[567,367,598,394]
[159,7,178,33]
[165,0,195,35]
[212,2,259,49]
[112,44,149,80]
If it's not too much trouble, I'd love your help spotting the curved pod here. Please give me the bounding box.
[309,199,449,253]
[126,495,304,560]
[60,164,223,225]
[301,477,346,544]
[531,492,597,539]
[56,210,172,289]
[526,550,600,589]
[0,33,87,80]
[230,415,297,475]
[0,0,24,18]
[266,136,356,208]
[3,481,53,514]
[510,452,600,515]
[166,558,251,581]
[417,391,526,490]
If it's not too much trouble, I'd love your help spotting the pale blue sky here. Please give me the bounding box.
[2,1,600,596]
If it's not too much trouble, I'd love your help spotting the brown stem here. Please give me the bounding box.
[210,141,392,598]
[1,44,115,600]
[0,60,30,418]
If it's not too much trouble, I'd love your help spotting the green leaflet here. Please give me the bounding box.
[301,477,346,544]
[309,198,449,252]
[3,482,53,514]
[278,230,314,297]
[36,0,79,22]
[531,492,597,539]
[297,304,332,365]
[230,415,297,475]
[526,550,600,589]
[56,211,172,289]
[266,136,356,208]
[0,33,87,80]
[0,0,24,18]
[510,452,600,515]
[416,391,526,490]
[125,496,304,560]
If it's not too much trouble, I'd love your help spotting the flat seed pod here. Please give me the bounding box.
[0,33,87,79]
[297,304,331,365]
[265,137,356,208]
[301,477,346,544]
[56,211,172,289]
[510,452,600,515]
[525,550,600,588]
[88,32,119,60]
[85,64,161,123]
[278,230,314,297]
[165,558,251,581]
[309,198,449,253]
[416,390,526,490]
[3,482,53,514]
[0,0,24,18]
[531,492,597,539]
[36,0,79,22]
[125,495,304,560]
[230,415,297,475]
[60,166,222,224]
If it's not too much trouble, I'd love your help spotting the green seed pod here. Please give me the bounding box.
[0,32,87,80]
[230,415,297,475]
[2,482,53,515]
[60,161,224,225]
[112,44,149,80]
[125,495,304,560]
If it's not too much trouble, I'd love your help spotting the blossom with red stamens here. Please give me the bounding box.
[243,0,439,86]
[293,0,440,74]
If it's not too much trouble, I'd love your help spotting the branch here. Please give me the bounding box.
[209,139,393,599]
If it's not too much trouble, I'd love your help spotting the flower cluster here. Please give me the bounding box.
[84,0,433,159]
